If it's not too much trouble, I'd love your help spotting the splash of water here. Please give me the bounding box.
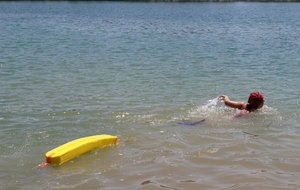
[202,97,220,109]
[186,97,225,119]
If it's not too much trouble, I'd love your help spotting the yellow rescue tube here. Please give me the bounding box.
[44,134,118,165]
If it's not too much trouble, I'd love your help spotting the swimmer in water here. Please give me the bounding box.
[218,91,264,113]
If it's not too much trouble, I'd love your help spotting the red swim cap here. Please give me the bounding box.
[248,91,264,107]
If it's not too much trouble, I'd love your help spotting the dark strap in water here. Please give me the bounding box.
[178,119,205,125]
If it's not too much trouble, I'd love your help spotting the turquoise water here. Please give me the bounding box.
[1,2,300,189]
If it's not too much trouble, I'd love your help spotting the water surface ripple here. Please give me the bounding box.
[1,2,300,190]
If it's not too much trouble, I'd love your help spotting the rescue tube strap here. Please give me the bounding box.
[178,119,205,125]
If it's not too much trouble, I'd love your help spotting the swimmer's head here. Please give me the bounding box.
[248,91,264,107]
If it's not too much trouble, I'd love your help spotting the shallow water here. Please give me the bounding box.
[1,1,300,189]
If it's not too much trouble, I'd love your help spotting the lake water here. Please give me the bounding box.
[1,1,300,189]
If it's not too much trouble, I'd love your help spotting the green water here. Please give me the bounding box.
[1,2,300,189]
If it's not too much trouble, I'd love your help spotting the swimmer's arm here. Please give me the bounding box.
[219,95,246,110]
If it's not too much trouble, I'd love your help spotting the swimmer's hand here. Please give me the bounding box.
[218,95,227,101]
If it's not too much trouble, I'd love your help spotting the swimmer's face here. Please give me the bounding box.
[257,100,264,109]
